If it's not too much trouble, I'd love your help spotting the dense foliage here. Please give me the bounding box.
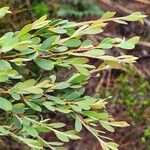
[32,0,104,18]
[56,0,104,18]
[104,68,150,147]
[0,7,146,150]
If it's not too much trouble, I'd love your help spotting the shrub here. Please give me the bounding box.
[0,7,146,150]
[57,0,104,18]
[32,2,49,17]
[104,67,150,146]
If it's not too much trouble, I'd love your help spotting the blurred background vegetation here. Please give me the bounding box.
[0,0,150,150]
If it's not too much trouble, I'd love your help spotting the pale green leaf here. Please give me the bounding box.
[0,7,11,19]
[0,60,11,70]
[34,58,54,70]
[53,82,70,90]
[83,49,105,56]
[55,132,69,142]
[43,101,55,111]
[62,39,81,47]
[75,117,82,132]
[99,38,113,49]
[25,101,41,112]
[19,24,33,37]
[100,121,115,132]
[101,11,116,20]
[0,97,12,111]
[24,125,38,137]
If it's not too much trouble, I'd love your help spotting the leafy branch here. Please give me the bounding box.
[0,7,146,150]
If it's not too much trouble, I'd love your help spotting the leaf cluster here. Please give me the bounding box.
[0,8,146,150]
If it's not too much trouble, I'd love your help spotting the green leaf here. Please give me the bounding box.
[25,86,43,94]
[117,36,140,50]
[53,82,70,89]
[74,65,90,76]
[65,92,80,101]
[127,36,140,44]
[101,11,116,20]
[47,96,65,105]
[40,37,51,50]
[84,25,103,35]
[17,136,43,149]
[34,58,54,70]
[24,125,38,137]
[71,105,82,112]
[31,37,41,45]
[62,39,81,47]
[56,46,68,52]
[117,41,135,50]
[49,75,56,83]
[14,41,31,50]
[80,40,92,48]
[43,101,55,111]
[107,142,119,150]
[83,111,109,120]
[100,140,110,150]
[0,7,11,19]
[64,130,81,140]
[32,15,50,29]
[0,126,9,135]
[19,24,33,37]
[1,37,19,52]
[66,57,89,64]
[13,114,22,129]
[72,24,88,37]
[76,100,92,110]
[99,38,113,49]
[18,79,36,89]
[25,101,41,112]
[55,132,69,142]
[100,121,115,132]
[91,100,106,109]
[67,73,86,84]
[61,22,77,28]
[50,28,67,34]
[105,61,122,69]
[0,97,12,111]
[49,122,65,128]
[12,103,25,114]
[0,75,8,82]
[0,60,11,70]
[114,20,128,24]
[20,33,31,41]
[123,12,146,22]
[109,121,130,127]
[83,49,105,56]
[11,92,21,100]
[75,117,82,132]
[26,51,38,60]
